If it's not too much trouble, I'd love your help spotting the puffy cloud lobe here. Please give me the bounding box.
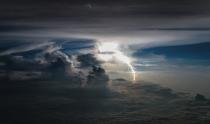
[77,53,101,68]
[86,66,109,87]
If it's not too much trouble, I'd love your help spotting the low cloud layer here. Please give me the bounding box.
[1,78,210,124]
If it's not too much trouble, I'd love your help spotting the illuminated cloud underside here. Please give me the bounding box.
[96,42,136,81]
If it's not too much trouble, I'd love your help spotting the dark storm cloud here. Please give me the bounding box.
[0,39,110,88]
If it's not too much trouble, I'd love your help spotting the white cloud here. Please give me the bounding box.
[0,41,54,56]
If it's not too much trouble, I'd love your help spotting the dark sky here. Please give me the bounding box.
[1,0,210,24]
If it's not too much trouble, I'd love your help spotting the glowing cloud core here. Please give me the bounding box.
[97,42,136,81]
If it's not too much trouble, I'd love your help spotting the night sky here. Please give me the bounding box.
[0,0,210,124]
